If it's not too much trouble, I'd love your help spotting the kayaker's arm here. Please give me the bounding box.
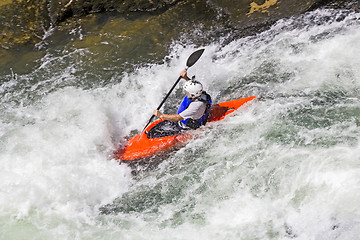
[153,110,184,121]
[151,70,190,122]
[180,69,190,81]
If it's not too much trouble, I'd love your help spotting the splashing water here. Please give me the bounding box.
[0,7,359,240]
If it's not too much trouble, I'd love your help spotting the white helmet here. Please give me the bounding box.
[183,80,203,98]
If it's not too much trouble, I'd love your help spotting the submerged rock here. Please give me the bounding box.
[50,0,181,23]
[0,0,181,50]
[0,0,358,51]
[0,0,51,49]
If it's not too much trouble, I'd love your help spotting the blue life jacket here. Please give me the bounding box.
[177,92,212,129]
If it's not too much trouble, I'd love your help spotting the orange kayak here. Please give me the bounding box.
[115,96,256,161]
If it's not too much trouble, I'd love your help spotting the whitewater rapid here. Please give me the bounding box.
[1,7,359,240]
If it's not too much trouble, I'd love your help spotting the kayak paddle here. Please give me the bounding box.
[141,49,205,135]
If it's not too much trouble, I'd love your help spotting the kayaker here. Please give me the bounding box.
[147,69,212,138]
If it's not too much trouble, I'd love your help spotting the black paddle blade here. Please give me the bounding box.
[186,49,205,68]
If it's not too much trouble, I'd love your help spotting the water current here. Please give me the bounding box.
[0,5,359,240]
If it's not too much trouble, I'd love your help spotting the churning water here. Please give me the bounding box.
[0,7,359,240]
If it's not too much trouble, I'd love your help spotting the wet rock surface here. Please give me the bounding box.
[0,0,358,53]
[50,0,181,23]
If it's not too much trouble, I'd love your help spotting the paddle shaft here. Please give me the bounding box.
[141,49,204,134]
[142,74,184,133]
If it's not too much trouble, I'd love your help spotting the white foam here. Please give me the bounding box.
[1,7,360,240]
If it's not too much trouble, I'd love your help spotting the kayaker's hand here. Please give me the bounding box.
[153,110,162,118]
[180,69,190,80]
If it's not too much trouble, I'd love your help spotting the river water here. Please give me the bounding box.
[0,5,359,240]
